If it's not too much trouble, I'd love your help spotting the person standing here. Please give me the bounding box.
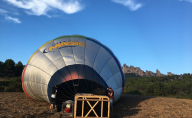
[107,87,114,113]
[50,84,59,112]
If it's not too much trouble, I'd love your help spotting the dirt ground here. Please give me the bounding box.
[1,92,192,118]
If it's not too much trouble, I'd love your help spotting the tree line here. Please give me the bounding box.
[1,59,192,100]
[0,59,24,92]
[124,73,192,99]
[0,59,24,77]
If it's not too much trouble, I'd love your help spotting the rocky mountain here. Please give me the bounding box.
[122,64,166,77]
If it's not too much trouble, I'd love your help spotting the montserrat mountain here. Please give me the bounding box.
[122,64,175,77]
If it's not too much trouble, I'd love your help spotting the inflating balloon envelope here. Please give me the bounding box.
[22,35,125,103]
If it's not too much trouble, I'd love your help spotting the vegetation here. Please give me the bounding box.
[124,73,142,78]
[0,59,24,92]
[124,73,192,99]
[1,59,192,100]
[0,59,24,77]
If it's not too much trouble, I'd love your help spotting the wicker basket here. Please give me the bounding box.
[74,93,110,118]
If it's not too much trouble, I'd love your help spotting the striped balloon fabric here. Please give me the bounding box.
[22,35,125,103]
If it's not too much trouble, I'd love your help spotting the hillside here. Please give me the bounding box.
[1,92,192,118]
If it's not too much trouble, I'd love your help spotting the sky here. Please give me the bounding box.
[0,0,191,75]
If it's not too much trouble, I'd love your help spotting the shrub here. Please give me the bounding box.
[0,81,10,86]
[0,86,5,92]
[127,90,142,95]
[4,77,23,92]
[180,92,187,96]
[189,93,192,99]
[4,83,23,92]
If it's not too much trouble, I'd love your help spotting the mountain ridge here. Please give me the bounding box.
[122,64,175,77]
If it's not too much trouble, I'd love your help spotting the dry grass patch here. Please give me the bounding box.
[1,93,192,118]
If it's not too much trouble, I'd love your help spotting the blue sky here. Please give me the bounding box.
[0,0,191,75]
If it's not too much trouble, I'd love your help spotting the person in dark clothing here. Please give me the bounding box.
[107,87,114,113]
[50,84,59,112]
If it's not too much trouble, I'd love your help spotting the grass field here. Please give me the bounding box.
[1,92,192,118]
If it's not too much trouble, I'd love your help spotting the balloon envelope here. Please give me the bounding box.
[22,35,125,103]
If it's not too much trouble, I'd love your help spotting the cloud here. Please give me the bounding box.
[179,0,192,3]
[5,16,21,23]
[0,7,20,15]
[111,0,143,11]
[0,8,21,23]
[185,0,192,3]
[5,0,84,16]
[0,8,8,14]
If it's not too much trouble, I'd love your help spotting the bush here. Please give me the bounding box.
[189,93,192,99]
[144,84,154,96]
[180,92,187,96]
[4,83,23,92]
[10,77,22,83]
[0,81,10,86]
[4,77,23,92]
[0,73,4,77]
[127,90,142,95]
[0,86,5,92]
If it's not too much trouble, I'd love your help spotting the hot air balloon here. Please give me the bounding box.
[22,35,125,103]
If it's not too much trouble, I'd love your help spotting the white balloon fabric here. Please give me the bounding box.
[22,35,125,103]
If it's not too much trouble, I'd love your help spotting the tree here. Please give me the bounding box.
[169,84,176,95]
[0,61,5,77]
[153,82,164,96]
[4,59,15,77]
[145,84,154,96]
[4,77,23,92]
[15,61,24,77]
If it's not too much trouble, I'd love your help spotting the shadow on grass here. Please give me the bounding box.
[111,94,155,118]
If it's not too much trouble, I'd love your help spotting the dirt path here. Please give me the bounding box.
[0,92,192,118]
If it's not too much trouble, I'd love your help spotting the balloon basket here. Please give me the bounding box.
[74,93,110,118]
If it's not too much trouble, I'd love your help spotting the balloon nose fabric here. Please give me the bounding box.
[22,35,125,103]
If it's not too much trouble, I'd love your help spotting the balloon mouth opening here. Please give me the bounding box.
[54,79,107,102]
